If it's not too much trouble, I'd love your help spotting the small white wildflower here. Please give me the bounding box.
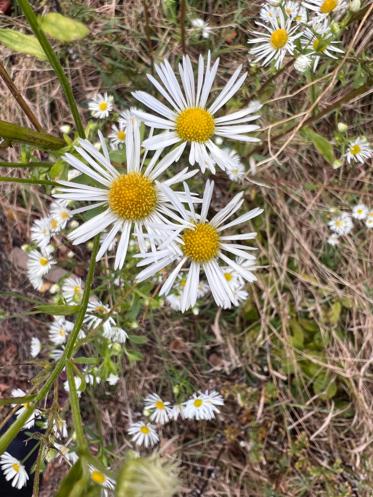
[144,393,172,425]
[88,93,113,119]
[109,123,126,149]
[0,452,29,489]
[346,137,372,164]
[352,203,368,220]
[30,337,41,358]
[294,54,312,72]
[89,465,115,489]
[62,276,84,304]
[328,212,353,235]
[128,421,159,448]
[49,317,73,345]
[327,233,340,246]
[365,211,373,228]
[191,18,212,38]
[31,217,51,248]
[106,373,119,386]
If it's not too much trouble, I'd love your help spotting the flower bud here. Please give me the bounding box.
[349,0,361,12]
[332,159,343,169]
[294,55,311,73]
[59,124,71,134]
[337,122,348,132]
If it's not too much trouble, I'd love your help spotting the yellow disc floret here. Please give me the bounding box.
[117,130,126,141]
[320,0,338,14]
[108,172,157,221]
[193,399,203,408]
[176,107,215,143]
[12,463,20,473]
[91,470,106,485]
[350,144,361,155]
[270,28,289,49]
[182,223,220,263]
[98,101,108,111]
[39,257,49,266]
[140,425,150,434]
[155,400,165,410]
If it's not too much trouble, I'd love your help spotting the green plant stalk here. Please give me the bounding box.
[17,0,85,139]
[0,236,99,456]
[0,120,65,150]
[0,176,58,186]
[66,362,88,451]
[0,161,53,168]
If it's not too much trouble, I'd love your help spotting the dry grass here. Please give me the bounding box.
[0,1,373,496]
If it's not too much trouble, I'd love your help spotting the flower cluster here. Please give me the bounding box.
[248,0,348,72]
[327,202,372,245]
[128,390,224,448]
[56,51,263,312]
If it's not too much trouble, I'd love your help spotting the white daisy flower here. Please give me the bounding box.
[294,54,312,72]
[109,123,126,150]
[144,393,172,425]
[27,245,55,278]
[259,4,282,23]
[49,316,74,345]
[31,217,51,248]
[184,390,223,420]
[132,52,261,173]
[284,1,308,22]
[103,325,128,344]
[327,233,340,245]
[0,453,29,489]
[54,119,197,270]
[352,203,369,220]
[50,348,64,361]
[346,137,372,164]
[62,276,84,304]
[191,18,212,39]
[106,373,119,386]
[118,108,140,129]
[165,293,182,311]
[135,180,262,311]
[224,148,245,182]
[52,417,68,439]
[248,10,301,69]
[89,466,115,489]
[302,0,347,17]
[11,388,41,429]
[301,23,344,71]
[63,376,82,397]
[30,337,41,358]
[49,200,72,230]
[88,92,113,119]
[365,211,373,229]
[128,421,159,448]
[85,372,101,386]
[328,212,353,235]
[84,297,111,329]
[169,403,187,421]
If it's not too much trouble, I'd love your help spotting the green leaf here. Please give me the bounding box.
[0,28,47,60]
[128,334,148,345]
[39,13,90,43]
[289,319,304,349]
[301,127,335,164]
[313,373,337,400]
[327,301,342,325]
[49,160,65,180]
[55,460,89,497]
[34,304,80,316]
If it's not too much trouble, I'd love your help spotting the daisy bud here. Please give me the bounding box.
[87,241,94,250]
[116,454,181,497]
[59,124,71,134]
[330,21,341,35]
[332,159,343,169]
[49,284,60,294]
[294,55,311,73]
[349,0,361,11]
[69,220,79,229]
[67,250,75,258]
[337,122,348,132]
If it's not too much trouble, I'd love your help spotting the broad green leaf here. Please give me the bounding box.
[39,13,90,43]
[0,28,47,60]
[34,304,80,316]
[301,127,335,164]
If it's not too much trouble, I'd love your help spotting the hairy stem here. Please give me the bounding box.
[0,119,65,150]
[0,176,58,187]
[66,362,88,451]
[0,161,53,168]
[18,0,85,139]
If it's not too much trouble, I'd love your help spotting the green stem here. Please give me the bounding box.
[0,119,65,150]
[17,0,85,139]
[66,362,88,451]
[0,161,53,168]
[180,0,186,54]
[0,236,99,455]
[0,176,58,187]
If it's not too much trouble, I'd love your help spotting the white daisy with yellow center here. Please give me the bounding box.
[301,22,344,71]
[302,0,347,17]
[128,421,159,448]
[27,245,55,291]
[135,180,262,311]
[144,393,172,425]
[132,52,261,173]
[62,276,84,304]
[365,212,373,229]
[49,200,72,230]
[352,203,368,220]
[346,137,372,164]
[0,452,29,489]
[184,390,224,420]
[224,148,245,182]
[248,10,301,69]
[11,388,41,430]
[284,1,308,22]
[83,296,128,343]
[49,316,74,345]
[54,119,197,270]
[88,92,113,119]
[31,217,51,248]
[328,212,353,235]
[109,123,127,150]
[89,465,115,489]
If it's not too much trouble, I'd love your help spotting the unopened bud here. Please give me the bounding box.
[332,159,343,169]
[59,124,71,134]
[337,122,348,132]
[349,0,361,12]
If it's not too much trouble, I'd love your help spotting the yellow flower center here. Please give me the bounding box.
[224,272,233,282]
[335,219,343,227]
[95,305,107,314]
[98,101,108,111]
[91,470,106,485]
[182,223,220,263]
[12,463,20,473]
[350,144,361,155]
[59,328,66,337]
[117,130,126,141]
[140,425,150,434]
[270,28,289,49]
[313,37,327,52]
[39,257,49,266]
[108,172,157,221]
[61,210,70,220]
[73,286,81,295]
[320,0,338,14]
[50,218,59,230]
[193,398,203,408]
[176,107,215,143]
[155,400,165,410]
[357,209,363,215]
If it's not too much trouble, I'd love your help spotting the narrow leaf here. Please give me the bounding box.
[34,304,80,316]
[301,127,335,164]
[39,13,90,43]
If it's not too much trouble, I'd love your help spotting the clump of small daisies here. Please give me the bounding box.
[326,201,372,245]
[128,390,224,449]
[248,0,348,73]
